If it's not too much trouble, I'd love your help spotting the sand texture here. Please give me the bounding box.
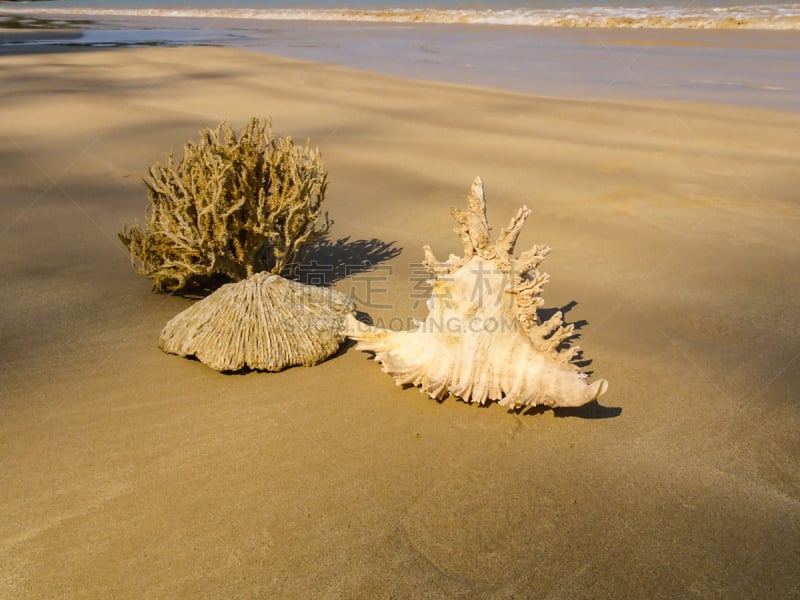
[1,46,799,598]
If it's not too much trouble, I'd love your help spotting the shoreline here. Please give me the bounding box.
[1,15,799,112]
[1,44,799,597]
[3,2,800,30]
[0,28,83,43]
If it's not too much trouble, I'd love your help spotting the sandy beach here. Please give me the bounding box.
[1,43,799,597]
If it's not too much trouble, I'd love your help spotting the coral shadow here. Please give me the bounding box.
[174,237,401,298]
[295,236,403,285]
[177,273,235,299]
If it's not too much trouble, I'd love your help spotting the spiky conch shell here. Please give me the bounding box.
[160,272,354,372]
[344,177,608,409]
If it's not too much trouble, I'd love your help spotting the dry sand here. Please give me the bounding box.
[1,45,799,598]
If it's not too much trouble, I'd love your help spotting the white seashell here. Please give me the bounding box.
[160,272,354,372]
[345,177,608,409]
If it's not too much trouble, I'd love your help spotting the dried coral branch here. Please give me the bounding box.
[119,118,330,293]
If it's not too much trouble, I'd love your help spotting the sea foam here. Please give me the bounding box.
[3,4,800,30]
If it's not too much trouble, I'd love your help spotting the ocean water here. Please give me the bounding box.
[4,0,800,30]
[3,1,799,111]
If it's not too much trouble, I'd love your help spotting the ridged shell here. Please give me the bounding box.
[160,272,354,372]
[345,177,608,409]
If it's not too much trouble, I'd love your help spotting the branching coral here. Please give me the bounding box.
[119,118,330,293]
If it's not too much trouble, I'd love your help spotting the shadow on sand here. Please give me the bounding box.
[297,236,403,286]
[176,236,401,299]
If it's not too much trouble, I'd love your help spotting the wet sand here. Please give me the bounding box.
[230,22,800,112]
[1,45,799,597]
[2,14,800,110]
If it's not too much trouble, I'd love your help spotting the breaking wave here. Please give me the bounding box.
[4,4,800,30]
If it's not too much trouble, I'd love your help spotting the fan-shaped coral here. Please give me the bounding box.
[345,177,608,409]
[160,272,354,372]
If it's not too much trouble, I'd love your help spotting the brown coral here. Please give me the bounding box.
[119,118,330,293]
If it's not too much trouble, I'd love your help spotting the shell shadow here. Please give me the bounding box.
[538,300,593,373]
[519,400,622,419]
[525,300,619,418]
